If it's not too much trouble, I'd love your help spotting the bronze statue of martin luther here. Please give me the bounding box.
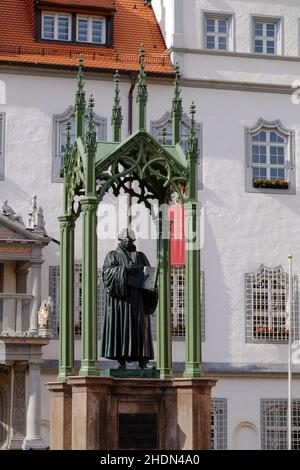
[101,229,158,370]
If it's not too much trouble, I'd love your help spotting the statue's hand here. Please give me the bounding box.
[126,265,143,274]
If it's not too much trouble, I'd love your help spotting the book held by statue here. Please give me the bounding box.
[128,266,158,291]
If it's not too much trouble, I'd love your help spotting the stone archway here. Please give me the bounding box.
[233,421,260,450]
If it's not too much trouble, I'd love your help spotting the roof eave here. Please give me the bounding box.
[0,59,175,78]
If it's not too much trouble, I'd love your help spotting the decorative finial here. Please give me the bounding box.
[61,120,72,177]
[66,120,71,151]
[161,126,167,145]
[112,70,123,141]
[188,102,198,158]
[137,44,148,130]
[85,94,97,155]
[190,102,196,131]
[172,63,183,145]
[172,64,183,113]
[76,54,85,108]
[75,54,86,138]
[88,94,95,134]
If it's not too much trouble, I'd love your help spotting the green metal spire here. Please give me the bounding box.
[172,63,183,145]
[87,94,95,135]
[85,94,97,195]
[187,102,198,200]
[75,54,86,139]
[80,92,98,377]
[137,44,148,130]
[62,120,71,173]
[111,70,123,142]
[183,100,202,379]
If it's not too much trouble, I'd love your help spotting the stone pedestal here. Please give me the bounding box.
[48,382,72,450]
[47,376,216,450]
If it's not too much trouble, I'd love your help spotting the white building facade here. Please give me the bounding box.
[152,0,300,451]
[1,0,300,450]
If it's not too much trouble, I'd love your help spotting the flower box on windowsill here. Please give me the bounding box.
[253,179,289,190]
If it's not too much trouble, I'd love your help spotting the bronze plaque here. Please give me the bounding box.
[118,413,158,450]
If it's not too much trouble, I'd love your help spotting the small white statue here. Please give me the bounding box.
[1,200,24,225]
[38,297,53,330]
[26,195,47,234]
[26,195,37,230]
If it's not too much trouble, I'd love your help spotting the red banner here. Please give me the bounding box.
[169,204,185,266]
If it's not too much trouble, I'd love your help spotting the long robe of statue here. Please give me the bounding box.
[101,232,158,366]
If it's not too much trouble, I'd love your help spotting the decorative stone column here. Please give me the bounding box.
[22,361,47,449]
[157,203,172,379]
[183,202,202,379]
[58,214,75,381]
[9,363,26,449]
[79,198,99,377]
[29,261,43,336]
[184,103,203,378]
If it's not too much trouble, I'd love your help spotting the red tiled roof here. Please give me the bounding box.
[39,0,114,7]
[0,0,173,75]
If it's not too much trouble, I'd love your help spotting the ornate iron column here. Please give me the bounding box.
[184,103,203,378]
[79,96,99,377]
[58,214,75,380]
[58,120,75,381]
[157,203,172,379]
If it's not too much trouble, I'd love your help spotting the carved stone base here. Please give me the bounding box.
[100,368,160,378]
[47,376,216,450]
[22,437,48,450]
[9,437,24,449]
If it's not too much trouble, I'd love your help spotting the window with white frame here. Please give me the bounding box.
[204,14,232,51]
[211,399,227,450]
[171,267,205,342]
[0,113,5,180]
[245,265,299,343]
[261,399,300,450]
[150,111,203,189]
[77,16,106,44]
[42,12,71,41]
[253,18,281,55]
[49,264,105,339]
[245,119,295,193]
[52,106,107,182]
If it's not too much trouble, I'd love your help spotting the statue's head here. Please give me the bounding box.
[118,228,136,251]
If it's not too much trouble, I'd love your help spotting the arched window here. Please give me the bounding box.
[150,111,203,189]
[245,265,299,343]
[52,106,107,182]
[245,119,295,193]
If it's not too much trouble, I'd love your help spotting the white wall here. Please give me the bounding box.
[2,70,300,366]
[153,0,300,82]
[3,1,300,447]
[213,376,300,450]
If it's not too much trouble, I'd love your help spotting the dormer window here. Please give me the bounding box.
[77,16,106,44]
[42,12,71,41]
[39,9,111,46]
